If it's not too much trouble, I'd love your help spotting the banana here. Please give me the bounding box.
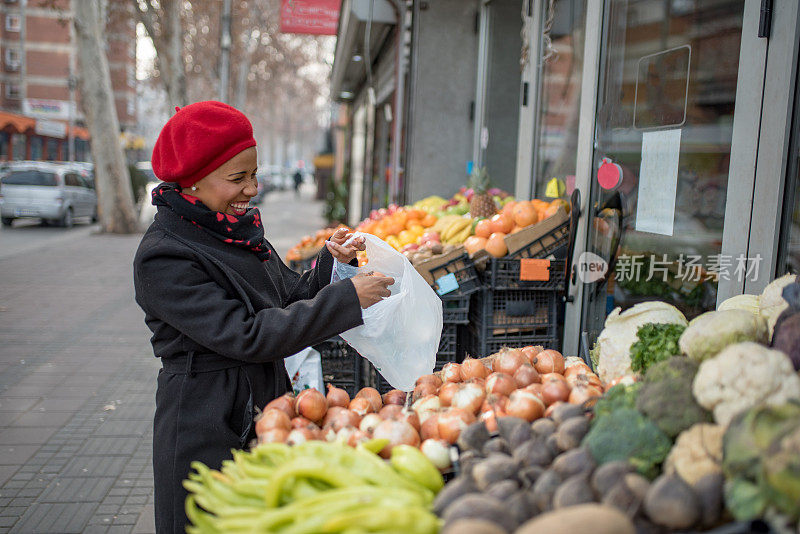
[451,225,473,244]
[442,218,471,242]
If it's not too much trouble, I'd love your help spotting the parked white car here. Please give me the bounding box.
[0,161,97,228]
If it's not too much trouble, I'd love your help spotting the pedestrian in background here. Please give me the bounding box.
[132,101,394,533]
[293,168,303,196]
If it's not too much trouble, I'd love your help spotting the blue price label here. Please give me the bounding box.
[436,273,459,295]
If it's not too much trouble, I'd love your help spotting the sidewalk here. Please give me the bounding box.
[0,185,326,533]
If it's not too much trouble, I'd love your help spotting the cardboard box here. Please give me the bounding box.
[414,246,466,286]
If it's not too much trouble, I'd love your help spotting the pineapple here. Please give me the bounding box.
[468,167,497,218]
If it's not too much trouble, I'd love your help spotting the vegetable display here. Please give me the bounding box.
[629,322,685,373]
[183,440,442,533]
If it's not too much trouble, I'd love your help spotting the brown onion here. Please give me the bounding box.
[382,389,407,406]
[379,404,403,419]
[437,408,476,444]
[524,383,545,403]
[441,362,463,383]
[493,348,527,375]
[349,397,374,416]
[460,358,489,380]
[542,373,569,386]
[544,401,564,418]
[486,372,516,397]
[513,363,540,388]
[359,413,383,435]
[372,419,421,458]
[542,379,570,406]
[322,406,344,426]
[416,374,443,388]
[438,382,460,407]
[393,409,421,432]
[257,427,289,444]
[420,413,441,440]
[564,363,592,380]
[291,416,314,429]
[326,384,350,408]
[451,382,486,415]
[479,409,500,433]
[347,428,370,448]
[413,382,439,402]
[255,408,291,435]
[286,427,316,445]
[533,349,566,374]
[569,384,603,407]
[355,387,383,412]
[506,390,546,422]
[481,393,508,413]
[295,389,327,423]
[520,345,544,365]
[412,394,441,423]
[265,394,296,419]
[323,408,361,431]
[464,377,486,390]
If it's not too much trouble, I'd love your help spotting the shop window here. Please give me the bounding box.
[5,83,20,99]
[777,55,800,276]
[45,138,59,161]
[0,131,8,160]
[532,0,586,200]
[5,14,21,32]
[30,136,42,160]
[11,133,24,160]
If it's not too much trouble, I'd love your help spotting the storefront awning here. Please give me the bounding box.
[0,111,35,133]
[330,0,397,100]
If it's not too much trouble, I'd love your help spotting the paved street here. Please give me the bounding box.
[0,184,325,533]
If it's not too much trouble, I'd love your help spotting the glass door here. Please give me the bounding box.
[580,0,748,343]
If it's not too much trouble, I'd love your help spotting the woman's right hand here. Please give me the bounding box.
[350,272,395,308]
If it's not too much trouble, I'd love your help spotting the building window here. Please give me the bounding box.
[11,133,25,160]
[4,48,20,71]
[45,138,59,161]
[0,132,9,160]
[5,14,21,32]
[30,136,43,160]
[5,83,20,99]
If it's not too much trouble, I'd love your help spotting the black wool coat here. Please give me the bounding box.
[133,206,363,533]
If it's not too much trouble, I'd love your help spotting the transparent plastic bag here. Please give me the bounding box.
[284,347,323,395]
[339,232,443,391]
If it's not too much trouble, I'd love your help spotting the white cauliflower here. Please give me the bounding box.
[595,301,687,383]
[664,423,725,486]
[692,342,800,426]
[679,309,768,362]
[760,273,797,338]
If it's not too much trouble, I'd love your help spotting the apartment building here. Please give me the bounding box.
[0,0,137,161]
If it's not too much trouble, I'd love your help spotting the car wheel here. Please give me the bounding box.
[60,208,74,228]
[91,207,98,223]
[1,217,13,227]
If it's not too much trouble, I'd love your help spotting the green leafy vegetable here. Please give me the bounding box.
[592,383,641,424]
[629,323,686,373]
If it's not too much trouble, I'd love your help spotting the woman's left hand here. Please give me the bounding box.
[325,228,365,263]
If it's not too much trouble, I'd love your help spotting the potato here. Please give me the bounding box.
[553,473,595,509]
[550,403,586,424]
[555,416,590,451]
[643,474,701,530]
[514,503,635,534]
[442,519,506,534]
[591,461,633,495]
[458,421,490,452]
[433,476,477,516]
[551,447,595,479]
[531,418,557,438]
[497,416,532,449]
[457,449,483,477]
[508,490,535,528]
[518,465,545,488]
[443,494,517,534]
[473,454,518,490]
[693,472,724,527]
[602,473,649,516]
[483,437,510,455]
[512,438,554,468]
[531,469,561,513]
[486,479,520,501]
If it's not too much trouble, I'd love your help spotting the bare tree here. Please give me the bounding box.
[73,0,139,233]
[134,0,187,108]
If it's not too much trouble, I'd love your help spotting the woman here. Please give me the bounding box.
[133,101,394,533]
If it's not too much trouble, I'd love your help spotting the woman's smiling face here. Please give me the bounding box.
[188,147,259,216]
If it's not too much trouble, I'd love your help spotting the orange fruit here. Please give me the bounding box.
[512,201,537,227]
[474,219,493,238]
[421,213,437,227]
[464,236,488,256]
[542,204,560,219]
[489,213,514,234]
[511,225,525,234]
[501,201,517,218]
[485,233,508,258]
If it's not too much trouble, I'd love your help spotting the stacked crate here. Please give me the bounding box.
[312,336,368,399]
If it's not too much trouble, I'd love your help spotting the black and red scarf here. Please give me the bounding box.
[152,183,271,261]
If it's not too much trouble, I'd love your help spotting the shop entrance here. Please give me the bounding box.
[579,0,748,347]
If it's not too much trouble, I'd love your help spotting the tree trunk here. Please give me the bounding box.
[73,0,139,234]
[162,0,187,108]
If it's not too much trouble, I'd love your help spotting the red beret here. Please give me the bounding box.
[152,101,257,188]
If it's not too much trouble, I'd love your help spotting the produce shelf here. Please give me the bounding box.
[313,336,366,398]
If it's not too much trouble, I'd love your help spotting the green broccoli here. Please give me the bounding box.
[592,382,642,424]
[635,356,711,439]
[583,408,672,479]
[629,322,686,374]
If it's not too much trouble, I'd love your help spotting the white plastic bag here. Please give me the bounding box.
[339,232,443,391]
[284,347,324,395]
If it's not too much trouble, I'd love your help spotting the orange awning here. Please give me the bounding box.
[0,111,35,133]
[70,126,90,140]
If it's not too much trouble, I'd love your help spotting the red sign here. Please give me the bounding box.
[280,0,340,35]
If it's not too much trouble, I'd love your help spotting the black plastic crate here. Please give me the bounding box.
[470,288,559,337]
[441,293,470,324]
[429,252,482,297]
[465,326,561,359]
[313,336,364,399]
[485,244,569,290]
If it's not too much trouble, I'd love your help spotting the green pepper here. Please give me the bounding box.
[263,458,367,508]
[390,444,444,492]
